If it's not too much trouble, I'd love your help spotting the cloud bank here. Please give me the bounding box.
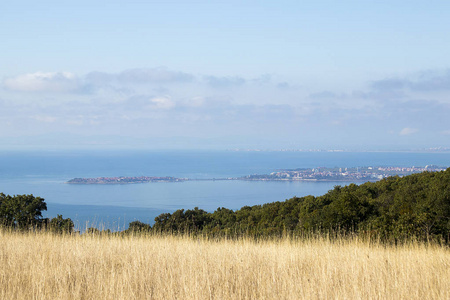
[3,72,80,93]
[1,67,450,150]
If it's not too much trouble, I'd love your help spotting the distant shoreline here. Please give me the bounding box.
[65,178,379,184]
[66,165,448,184]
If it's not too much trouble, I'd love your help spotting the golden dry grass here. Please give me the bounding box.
[0,230,449,300]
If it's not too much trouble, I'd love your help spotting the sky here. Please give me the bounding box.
[1,1,450,150]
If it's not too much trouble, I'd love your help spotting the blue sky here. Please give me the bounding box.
[1,1,450,150]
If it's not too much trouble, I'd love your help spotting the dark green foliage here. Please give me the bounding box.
[152,207,212,234]
[129,169,450,242]
[299,184,375,232]
[0,193,47,229]
[85,227,112,235]
[367,171,450,240]
[48,214,74,234]
[86,227,101,234]
[0,194,73,233]
[127,220,152,233]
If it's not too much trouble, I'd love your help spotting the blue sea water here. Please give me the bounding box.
[0,150,449,230]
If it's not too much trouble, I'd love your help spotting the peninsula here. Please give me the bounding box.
[67,176,186,184]
[66,165,447,184]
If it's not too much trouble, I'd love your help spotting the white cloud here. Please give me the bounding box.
[3,72,79,92]
[2,67,450,150]
[399,127,418,136]
[149,96,175,110]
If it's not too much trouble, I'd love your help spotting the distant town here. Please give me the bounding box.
[67,165,448,184]
[241,165,448,182]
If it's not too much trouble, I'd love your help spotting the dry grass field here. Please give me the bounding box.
[0,230,449,299]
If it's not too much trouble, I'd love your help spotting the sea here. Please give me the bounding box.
[0,150,449,231]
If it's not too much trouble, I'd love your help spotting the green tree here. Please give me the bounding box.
[48,214,74,233]
[0,193,47,229]
[128,220,152,233]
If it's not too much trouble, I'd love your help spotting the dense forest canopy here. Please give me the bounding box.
[130,168,450,242]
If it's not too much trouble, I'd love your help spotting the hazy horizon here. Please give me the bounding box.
[2,1,450,151]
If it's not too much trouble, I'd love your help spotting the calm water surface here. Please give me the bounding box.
[0,150,448,229]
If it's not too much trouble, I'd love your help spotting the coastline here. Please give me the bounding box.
[65,165,448,185]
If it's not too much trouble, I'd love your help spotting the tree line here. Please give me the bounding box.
[2,169,449,242]
[128,168,450,242]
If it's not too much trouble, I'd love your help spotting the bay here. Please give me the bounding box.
[0,150,448,230]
